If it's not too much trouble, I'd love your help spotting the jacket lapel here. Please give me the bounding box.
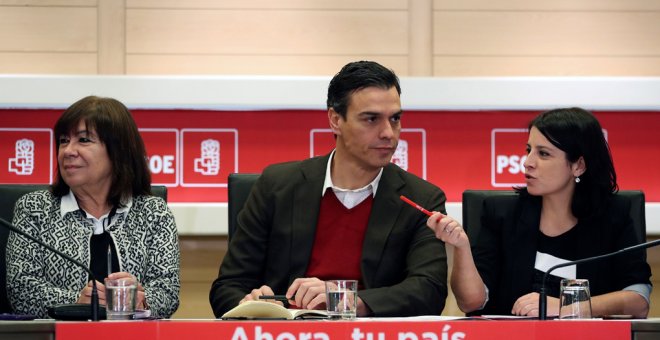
[289,156,327,280]
[360,165,404,288]
[509,196,541,298]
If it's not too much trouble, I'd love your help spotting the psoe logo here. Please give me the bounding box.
[194,139,220,175]
[9,139,35,176]
[491,129,528,187]
[180,128,238,187]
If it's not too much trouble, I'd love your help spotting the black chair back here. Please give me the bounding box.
[0,185,50,313]
[461,189,646,246]
[151,185,168,202]
[227,173,260,242]
[0,184,167,314]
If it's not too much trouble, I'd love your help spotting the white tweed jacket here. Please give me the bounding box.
[6,190,180,318]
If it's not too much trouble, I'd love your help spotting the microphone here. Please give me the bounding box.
[0,217,100,321]
[538,238,660,320]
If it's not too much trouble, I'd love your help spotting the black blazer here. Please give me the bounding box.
[473,193,652,315]
[209,154,448,317]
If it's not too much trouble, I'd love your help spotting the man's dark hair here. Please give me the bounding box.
[327,61,401,119]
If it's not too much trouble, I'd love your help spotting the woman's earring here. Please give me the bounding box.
[575,176,581,183]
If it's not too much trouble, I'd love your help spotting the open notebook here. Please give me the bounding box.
[221,301,328,320]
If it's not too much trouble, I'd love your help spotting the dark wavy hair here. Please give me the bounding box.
[327,60,401,119]
[52,96,151,207]
[517,107,618,219]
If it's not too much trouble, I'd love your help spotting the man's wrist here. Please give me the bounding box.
[356,297,372,317]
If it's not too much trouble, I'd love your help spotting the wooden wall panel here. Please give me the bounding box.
[432,1,660,76]
[434,0,660,11]
[0,7,97,52]
[0,0,96,5]
[127,0,407,10]
[1,0,659,76]
[126,9,407,55]
[127,55,408,76]
[409,0,433,76]
[0,53,97,73]
[98,0,125,74]
[434,56,660,76]
[433,12,660,56]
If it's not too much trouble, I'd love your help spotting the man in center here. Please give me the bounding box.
[209,61,448,317]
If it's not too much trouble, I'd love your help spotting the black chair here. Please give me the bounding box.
[151,185,168,202]
[0,184,168,314]
[227,173,260,242]
[461,189,646,246]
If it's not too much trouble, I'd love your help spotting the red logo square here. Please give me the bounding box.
[181,129,238,187]
[491,129,528,187]
[0,129,53,184]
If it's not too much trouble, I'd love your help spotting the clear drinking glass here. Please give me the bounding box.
[104,276,137,320]
[559,279,592,319]
[325,280,358,320]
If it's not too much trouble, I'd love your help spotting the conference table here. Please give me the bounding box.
[2,318,660,340]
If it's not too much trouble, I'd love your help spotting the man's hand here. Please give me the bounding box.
[286,277,327,310]
[240,285,286,306]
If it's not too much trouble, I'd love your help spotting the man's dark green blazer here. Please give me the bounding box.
[210,153,448,317]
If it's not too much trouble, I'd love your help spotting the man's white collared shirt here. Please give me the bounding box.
[321,150,383,209]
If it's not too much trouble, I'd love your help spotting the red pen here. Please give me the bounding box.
[399,195,434,217]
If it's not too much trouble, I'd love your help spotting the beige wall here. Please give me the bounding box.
[1,0,659,76]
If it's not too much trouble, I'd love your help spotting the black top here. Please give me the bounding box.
[531,226,580,297]
[472,193,651,315]
[89,207,120,281]
[89,232,119,281]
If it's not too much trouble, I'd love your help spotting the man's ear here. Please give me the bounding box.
[328,108,342,135]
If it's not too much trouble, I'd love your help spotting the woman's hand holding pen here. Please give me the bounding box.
[402,196,485,313]
[77,280,106,305]
[426,212,470,249]
[400,195,470,248]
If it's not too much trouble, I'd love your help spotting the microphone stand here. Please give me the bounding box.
[0,217,100,321]
[538,238,660,320]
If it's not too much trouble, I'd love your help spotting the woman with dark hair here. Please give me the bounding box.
[427,107,651,317]
[7,96,180,318]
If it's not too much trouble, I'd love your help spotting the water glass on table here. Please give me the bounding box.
[104,276,138,320]
[559,279,592,319]
[325,279,358,320]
